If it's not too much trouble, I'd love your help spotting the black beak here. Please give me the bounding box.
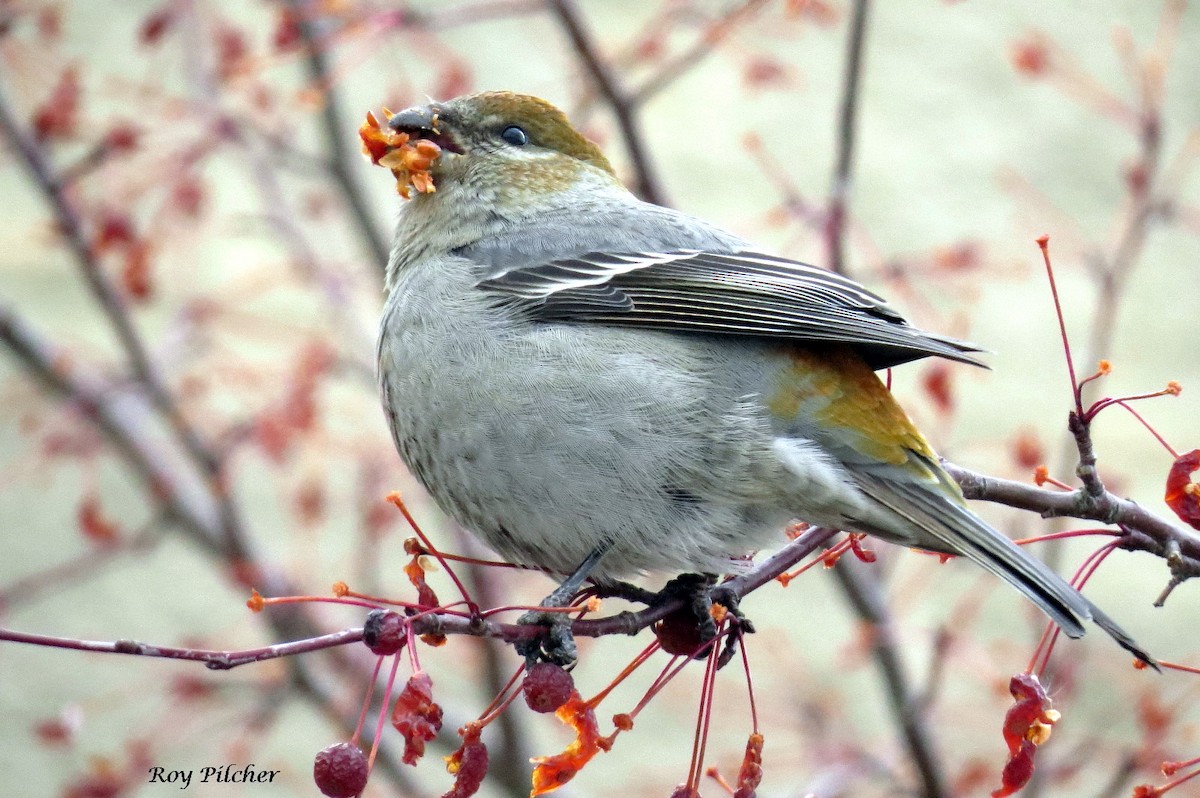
[387,105,464,154]
[387,105,438,136]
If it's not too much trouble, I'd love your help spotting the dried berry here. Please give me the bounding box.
[443,723,489,798]
[530,694,601,795]
[313,742,368,798]
[523,663,574,714]
[359,110,440,199]
[392,671,443,765]
[1165,449,1200,531]
[992,673,1060,797]
[363,609,406,656]
[734,732,764,798]
[653,604,707,657]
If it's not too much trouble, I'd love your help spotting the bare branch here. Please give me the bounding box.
[280,0,390,278]
[826,0,871,276]
[944,461,1200,584]
[406,0,543,30]
[0,626,365,670]
[548,0,667,204]
[628,0,771,108]
[0,303,416,789]
[0,82,255,560]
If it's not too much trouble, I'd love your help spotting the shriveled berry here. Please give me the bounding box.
[654,604,707,656]
[522,662,574,714]
[313,742,368,798]
[363,609,406,655]
[445,726,489,798]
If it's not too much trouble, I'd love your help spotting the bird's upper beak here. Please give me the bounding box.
[387,104,465,154]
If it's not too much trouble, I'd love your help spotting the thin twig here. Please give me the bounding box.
[282,0,390,278]
[406,0,543,30]
[0,627,365,670]
[628,0,771,108]
[1045,15,1171,571]
[548,0,667,204]
[826,0,871,276]
[944,461,1200,583]
[0,527,841,667]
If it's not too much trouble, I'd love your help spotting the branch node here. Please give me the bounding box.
[1153,575,1181,608]
[113,639,142,655]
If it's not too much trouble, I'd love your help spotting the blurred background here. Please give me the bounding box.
[1,1,1198,796]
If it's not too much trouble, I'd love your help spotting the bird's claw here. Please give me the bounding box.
[514,608,577,667]
[514,580,582,667]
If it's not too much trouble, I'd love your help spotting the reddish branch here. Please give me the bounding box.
[0,527,838,665]
[0,627,366,669]
[1037,6,1179,590]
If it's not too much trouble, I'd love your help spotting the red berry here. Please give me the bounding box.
[362,609,406,655]
[653,605,706,656]
[522,663,574,714]
[313,742,368,798]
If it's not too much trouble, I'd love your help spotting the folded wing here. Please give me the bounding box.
[477,249,985,370]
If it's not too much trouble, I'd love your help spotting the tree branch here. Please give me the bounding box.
[0,82,257,562]
[944,462,1200,587]
[825,0,871,276]
[627,0,771,108]
[548,0,667,204]
[281,0,390,279]
[0,302,416,789]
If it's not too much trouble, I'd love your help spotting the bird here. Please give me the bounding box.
[373,90,1150,665]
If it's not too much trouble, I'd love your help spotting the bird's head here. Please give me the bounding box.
[384,92,620,213]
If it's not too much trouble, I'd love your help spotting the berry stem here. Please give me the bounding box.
[1036,236,1082,415]
[351,656,385,745]
[368,653,404,770]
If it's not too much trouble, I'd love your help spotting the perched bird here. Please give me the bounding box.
[375,91,1149,663]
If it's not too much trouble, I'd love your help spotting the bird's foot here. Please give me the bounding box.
[514,581,581,668]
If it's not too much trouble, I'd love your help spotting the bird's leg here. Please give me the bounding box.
[515,546,608,667]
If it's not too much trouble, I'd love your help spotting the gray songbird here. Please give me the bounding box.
[374,91,1150,664]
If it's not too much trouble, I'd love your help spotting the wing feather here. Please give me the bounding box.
[477,249,985,369]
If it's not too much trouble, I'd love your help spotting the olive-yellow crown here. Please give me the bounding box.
[387,91,616,184]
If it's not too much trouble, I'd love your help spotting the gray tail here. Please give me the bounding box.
[859,474,1155,667]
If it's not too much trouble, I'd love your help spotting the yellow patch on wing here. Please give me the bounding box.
[767,347,936,466]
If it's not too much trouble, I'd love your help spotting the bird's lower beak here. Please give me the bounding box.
[387,105,464,154]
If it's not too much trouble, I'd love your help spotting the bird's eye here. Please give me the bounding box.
[501,125,528,146]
